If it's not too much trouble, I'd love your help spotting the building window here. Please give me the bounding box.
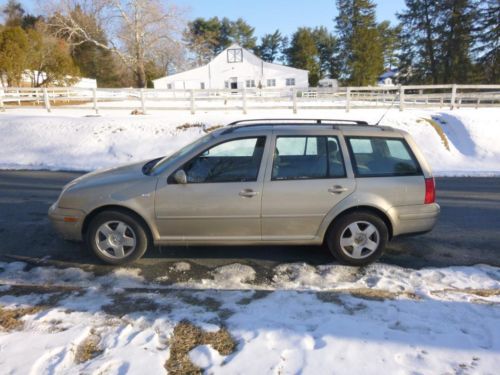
[227,48,243,63]
[200,82,205,89]
[267,79,276,87]
[167,83,172,89]
[286,78,295,86]
[246,80,255,88]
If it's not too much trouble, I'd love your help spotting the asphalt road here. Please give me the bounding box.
[0,170,499,280]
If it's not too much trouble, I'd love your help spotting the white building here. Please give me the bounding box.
[153,44,309,90]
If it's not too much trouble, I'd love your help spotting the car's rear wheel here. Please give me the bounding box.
[86,211,149,265]
[327,211,388,266]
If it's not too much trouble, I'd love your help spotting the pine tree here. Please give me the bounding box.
[311,26,339,79]
[335,0,384,85]
[397,0,442,83]
[63,6,122,87]
[474,0,499,83]
[257,30,286,62]
[184,17,257,65]
[439,0,476,83]
[286,27,320,86]
[0,26,29,86]
[2,0,24,27]
[377,21,401,69]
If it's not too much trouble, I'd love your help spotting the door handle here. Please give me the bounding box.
[239,189,259,198]
[328,185,348,194]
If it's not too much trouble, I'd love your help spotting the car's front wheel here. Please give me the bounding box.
[86,210,149,265]
[327,211,388,266]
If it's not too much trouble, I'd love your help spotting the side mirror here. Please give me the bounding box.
[173,169,187,184]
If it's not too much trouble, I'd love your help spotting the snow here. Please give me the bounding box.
[0,261,499,374]
[0,107,499,175]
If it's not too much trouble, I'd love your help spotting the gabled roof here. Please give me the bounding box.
[153,43,308,83]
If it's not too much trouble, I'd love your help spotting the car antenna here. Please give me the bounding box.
[374,89,400,126]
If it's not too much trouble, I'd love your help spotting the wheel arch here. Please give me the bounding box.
[323,205,394,243]
[82,205,155,244]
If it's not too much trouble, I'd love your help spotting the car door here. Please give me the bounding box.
[261,131,356,240]
[154,136,268,242]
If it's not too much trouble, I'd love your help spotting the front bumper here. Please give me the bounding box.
[388,203,440,237]
[48,204,85,241]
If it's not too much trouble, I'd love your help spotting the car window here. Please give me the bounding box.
[347,137,421,177]
[272,136,345,180]
[179,137,266,183]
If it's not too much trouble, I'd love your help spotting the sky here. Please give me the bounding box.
[179,0,406,38]
[14,0,406,39]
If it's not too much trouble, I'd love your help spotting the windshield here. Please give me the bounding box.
[149,132,214,174]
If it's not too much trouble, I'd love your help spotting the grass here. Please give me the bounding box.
[165,320,236,375]
[74,331,103,364]
[418,118,450,151]
[0,305,44,331]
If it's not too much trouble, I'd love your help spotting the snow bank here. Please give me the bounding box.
[0,107,499,175]
[0,261,499,374]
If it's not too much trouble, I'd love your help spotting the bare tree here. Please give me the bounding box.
[47,0,185,87]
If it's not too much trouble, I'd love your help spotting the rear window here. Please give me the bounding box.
[347,137,421,177]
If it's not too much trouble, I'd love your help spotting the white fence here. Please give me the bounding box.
[0,84,499,114]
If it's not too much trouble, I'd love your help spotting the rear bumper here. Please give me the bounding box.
[48,204,85,241]
[388,203,440,237]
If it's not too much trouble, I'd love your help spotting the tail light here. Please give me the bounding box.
[424,178,436,204]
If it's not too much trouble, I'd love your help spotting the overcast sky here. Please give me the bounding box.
[14,0,406,39]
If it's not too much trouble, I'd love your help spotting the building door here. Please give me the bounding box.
[230,77,238,89]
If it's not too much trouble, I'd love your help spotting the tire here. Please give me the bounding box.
[86,210,149,265]
[326,211,388,266]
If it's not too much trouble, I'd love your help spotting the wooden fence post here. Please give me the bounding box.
[43,88,51,113]
[399,85,405,111]
[190,89,195,114]
[140,88,146,114]
[92,88,99,115]
[292,88,297,114]
[0,88,5,112]
[242,88,247,114]
[450,84,457,110]
[16,88,21,105]
[345,87,351,112]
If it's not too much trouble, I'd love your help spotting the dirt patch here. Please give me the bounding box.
[317,288,419,302]
[418,118,450,151]
[176,123,204,131]
[0,305,44,330]
[432,288,500,298]
[74,331,103,364]
[165,320,236,375]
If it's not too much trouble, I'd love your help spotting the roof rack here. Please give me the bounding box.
[227,118,369,126]
[221,118,371,134]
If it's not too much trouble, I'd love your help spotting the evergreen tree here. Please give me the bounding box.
[335,0,384,85]
[257,29,286,62]
[397,0,442,83]
[286,27,320,86]
[0,26,29,86]
[439,0,476,83]
[311,26,339,78]
[377,21,401,69]
[229,18,257,50]
[62,6,122,87]
[474,0,499,83]
[184,17,257,65]
[2,0,24,27]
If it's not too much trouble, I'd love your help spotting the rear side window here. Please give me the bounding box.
[272,136,346,180]
[347,137,421,177]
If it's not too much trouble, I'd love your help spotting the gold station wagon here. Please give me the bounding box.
[49,119,440,265]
